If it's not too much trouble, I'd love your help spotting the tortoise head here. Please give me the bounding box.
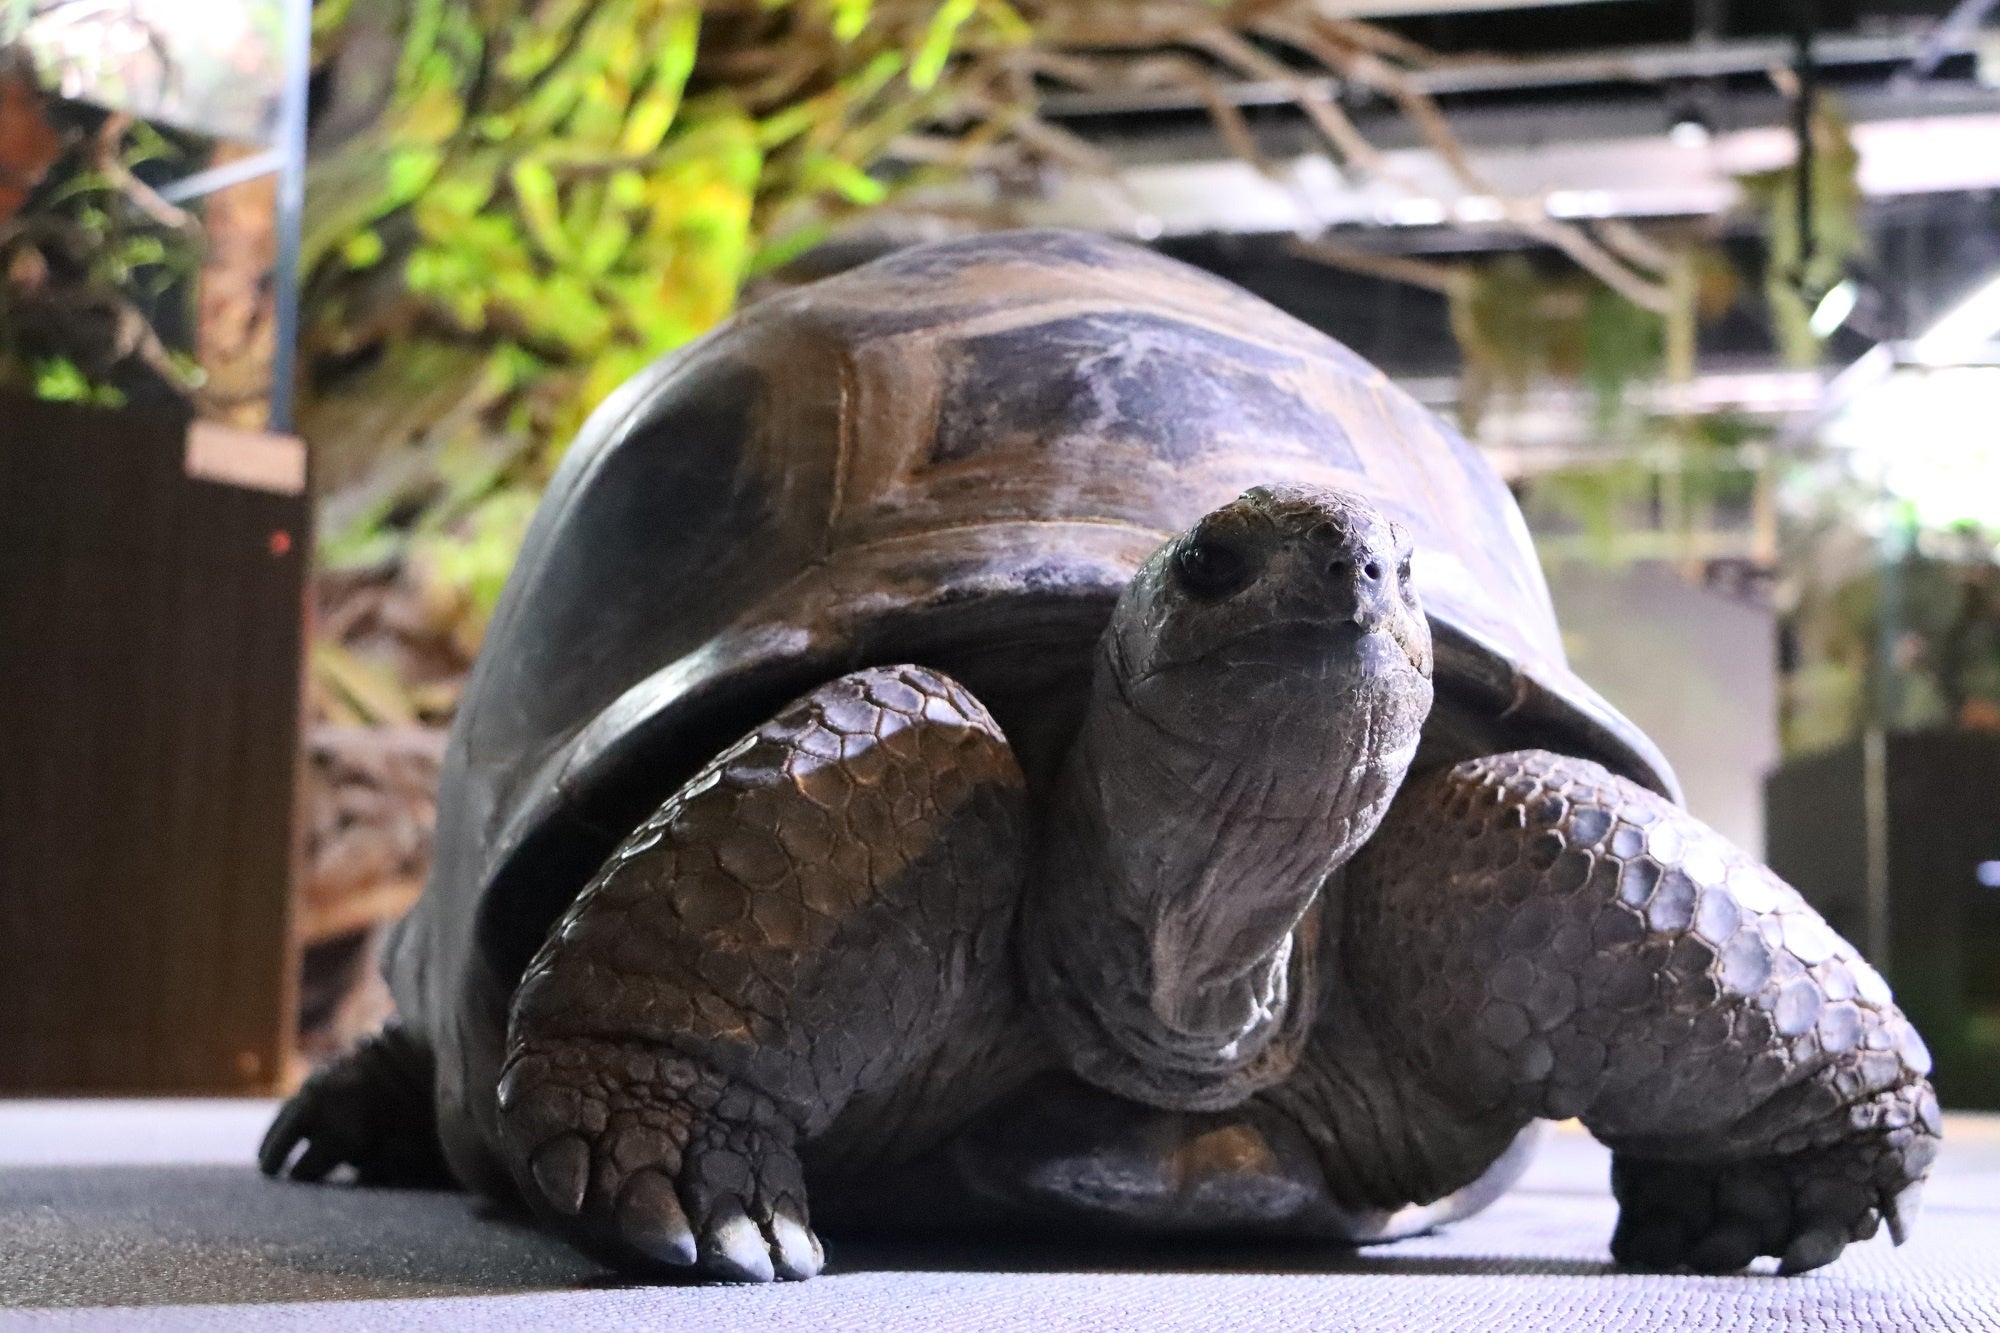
[1109,484,1434,739]
[1028,484,1436,1110]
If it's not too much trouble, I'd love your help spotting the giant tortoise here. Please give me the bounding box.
[264,229,1938,1283]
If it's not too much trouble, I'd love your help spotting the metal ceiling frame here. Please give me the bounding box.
[955,103,2000,240]
[1336,0,1643,12]
[1040,26,1990,119]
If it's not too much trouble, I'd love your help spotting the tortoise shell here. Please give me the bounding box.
[388,229,1678,1039]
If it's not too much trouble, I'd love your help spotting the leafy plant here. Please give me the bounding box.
[1520,412,1768,569]
[0,53,207,405]
[1777,461,2000,757]
[301,0,1059,700]
[1450,254,1684,434]
[1737,96,1865,367]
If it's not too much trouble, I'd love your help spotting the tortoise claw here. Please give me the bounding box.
[497,1034,820,1283]
[1612,1137,1928,1277]
[766,1206,824,1281]
[529,1136,590,1217]
[701,1203,775,1284]
[256,1097,308,1178]
[1684,1222,1761,1275]
[1778,1224,1849,1275]
[617,1171,698,1267]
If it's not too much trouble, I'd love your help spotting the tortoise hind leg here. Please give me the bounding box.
[496,665,1027,1282]
[1343,749,1941,1274]
[259,1022,452,1187]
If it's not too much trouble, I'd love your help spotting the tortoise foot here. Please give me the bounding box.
[259,1024,451,1187]
[1610,1097,1940,1275]
[497,1035,822,1283]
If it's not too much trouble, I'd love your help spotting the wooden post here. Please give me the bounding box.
[195,143,280,431]
[0,395,306,1093]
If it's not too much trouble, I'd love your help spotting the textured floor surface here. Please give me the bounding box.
[1,1101,1997,1331]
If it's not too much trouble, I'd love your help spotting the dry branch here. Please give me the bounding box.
[1284,234,1459,293]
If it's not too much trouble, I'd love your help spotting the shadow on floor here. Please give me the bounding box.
[0,1165,1614,1307]
[824,1233,1616,1280]
[1,1166,598,1306]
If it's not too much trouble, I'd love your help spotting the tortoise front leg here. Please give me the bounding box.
[1343,749,1941,1274]
[496,665,1026,1281]
[260,1023,452,1187]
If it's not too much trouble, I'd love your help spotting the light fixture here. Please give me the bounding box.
[1669,116,1713,149]
[1546,189,1617,219]
[1809,279,1859,339]
[1911,270,2000,365]
[1453,195,1506,224]
[1666,90,1715,149]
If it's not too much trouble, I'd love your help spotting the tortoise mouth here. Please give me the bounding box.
[1130,621,1423,705]
[1195,618,1416,679]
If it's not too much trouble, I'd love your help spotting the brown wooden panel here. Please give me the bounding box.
[0,394,306,1093]
[1766,731,2000,1110]
[1884,731,2000,1110]
[1764,744,1868,946]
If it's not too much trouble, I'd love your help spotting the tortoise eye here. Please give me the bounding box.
[1173,537,1253,598]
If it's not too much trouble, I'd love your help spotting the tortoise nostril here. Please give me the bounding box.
[1362,560,1383,582]
[1326,558,1349,579]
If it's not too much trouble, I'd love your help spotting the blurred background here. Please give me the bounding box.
[2,0,1997,1108]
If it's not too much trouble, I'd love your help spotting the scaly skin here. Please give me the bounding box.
[264,738,1941,1278]
[1341,749,1940,1274]
[495,665,1028,1280]
[262,487,1938,1285]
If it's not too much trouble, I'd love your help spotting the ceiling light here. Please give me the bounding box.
[1454,195,1506,223]
[1809,279,1859,339]
[1386,197,1448,226]
[1911,271,2000,365]
[1979,32,2000,89]
[1666,91,1715,149]
[1669,116,1712,149]
[1546,189,1615,218]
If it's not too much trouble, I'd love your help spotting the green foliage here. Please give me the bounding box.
[0,108,205,404]
[1580,283,1665,426]
[912,0,977,89]
[1525,413,1767,568]
[1783,551,2000,754]
[31,355,125,406]
[407,485,542,646]
[1778,465,2000,757]
[1451,254,1694,435]
[306,0,1035,660]
[1449,238,1774,570]
[1737,98,1865,366]
[309,0,1022,423]
[1533,454,1654,564]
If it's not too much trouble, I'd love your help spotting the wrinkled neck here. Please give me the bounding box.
[1023,664,1407,1111]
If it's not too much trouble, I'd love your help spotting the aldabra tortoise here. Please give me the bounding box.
[264,230,1938,1283]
